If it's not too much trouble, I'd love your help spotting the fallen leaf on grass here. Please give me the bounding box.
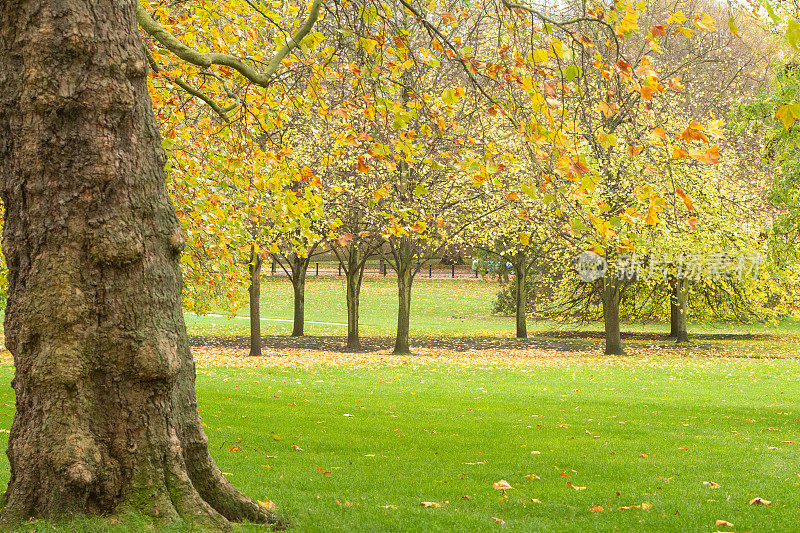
[421,501,441,508]
[566,482,586,490]
[749,497,771,505]
[258,500,276,511]
[464,461,486,465]
[530,498,542,503]
[703,481,721,488]
[493,480,512,490]
[462,495,471,500]
[291,445,303,451]
[531,450,541,455]
[715,520,733,527]
[590,505,604,512]
[491,517,505,525]
[381,504,397,510]
[525,474,540,480]
[335,499,356,507]
[618,502,653,510]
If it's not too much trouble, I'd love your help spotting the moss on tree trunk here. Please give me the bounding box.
[0,1,279,528]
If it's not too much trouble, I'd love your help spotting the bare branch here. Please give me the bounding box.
[136,0,322,87]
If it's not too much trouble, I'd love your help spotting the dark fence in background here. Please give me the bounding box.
[266,260,498,280]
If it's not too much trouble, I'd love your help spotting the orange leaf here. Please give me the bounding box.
[672,147,689,158]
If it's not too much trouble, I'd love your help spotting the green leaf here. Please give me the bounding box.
[787,19,800,50]
[570,218,588,231]
[727,16,739,37]
[765,3,780,24]
[564,65,582,82]
[414,183,429,196]
[442,88,460,106]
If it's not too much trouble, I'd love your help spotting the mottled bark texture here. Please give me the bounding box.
[0,1,278,528]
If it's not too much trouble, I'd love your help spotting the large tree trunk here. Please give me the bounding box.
[248,255,262,357]
[290,257,307,337]
[344,252,364,352]
[0,1,277,527]
[392,239,414,355]
[668,276,689,343]
[514,256,528,339]
[602,277,626,355]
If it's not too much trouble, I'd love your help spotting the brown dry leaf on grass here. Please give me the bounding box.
[491,517,505,525]
[715,520,734,527]
[493,480,512,490]
[420,501,441,508]
[749,497,771,505]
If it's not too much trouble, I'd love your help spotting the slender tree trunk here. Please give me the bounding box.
[248,255,262,357]
[602,277,626,355]
[392,239,414,355]
[344,252,364,352]
[0,1,277,527]
[291,258,307,337]
[668,276,689,343]
[514,257,528,339]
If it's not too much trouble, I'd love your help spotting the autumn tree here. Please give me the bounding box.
[0,0,324,526]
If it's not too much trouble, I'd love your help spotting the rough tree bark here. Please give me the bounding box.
[668,275,689,343]
[602,276,626,355]
[248,253,262,357]
[0,1,278,527]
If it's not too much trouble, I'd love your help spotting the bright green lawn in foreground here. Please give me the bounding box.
[184,276,800,339]
[0,356,798,531]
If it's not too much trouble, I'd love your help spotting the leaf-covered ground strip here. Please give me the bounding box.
[0,347,797,531]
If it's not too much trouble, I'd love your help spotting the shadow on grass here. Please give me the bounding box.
[189,334,585,353]
[188,329,798,356]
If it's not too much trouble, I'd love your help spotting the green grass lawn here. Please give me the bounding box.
[185,276,800,339]
[0,356,798,531]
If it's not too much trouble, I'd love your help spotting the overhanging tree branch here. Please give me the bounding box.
[136,0,322,87]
